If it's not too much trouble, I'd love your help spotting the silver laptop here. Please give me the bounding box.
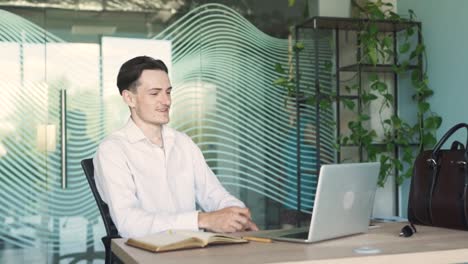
[267,162,380,243]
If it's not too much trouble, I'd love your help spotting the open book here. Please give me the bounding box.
[126,230,248,253]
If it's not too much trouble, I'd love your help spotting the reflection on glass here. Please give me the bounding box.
[340,146,360,163]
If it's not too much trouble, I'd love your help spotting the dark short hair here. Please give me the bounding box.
[116,56,168,95]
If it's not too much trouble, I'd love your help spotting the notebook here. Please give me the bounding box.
[266,162,380,243]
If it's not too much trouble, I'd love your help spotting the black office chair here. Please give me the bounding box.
[81,158,121,264]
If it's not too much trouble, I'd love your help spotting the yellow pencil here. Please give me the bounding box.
[242,236,272,243]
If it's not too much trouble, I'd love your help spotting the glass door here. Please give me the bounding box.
[0,10,50,263]
[0,9,108,263]
[0,13,174,261]
[44,42,105,263]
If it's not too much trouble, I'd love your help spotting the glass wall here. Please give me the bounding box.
[0,3,329,263]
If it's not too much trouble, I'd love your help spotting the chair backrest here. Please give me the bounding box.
[81,158,119,238]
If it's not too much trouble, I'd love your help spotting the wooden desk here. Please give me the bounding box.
[111,223,468,264]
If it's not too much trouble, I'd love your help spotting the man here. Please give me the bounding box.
[281,95,316,227]
[94,56,258,238]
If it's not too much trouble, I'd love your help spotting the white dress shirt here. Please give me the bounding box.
[93,118,245,238]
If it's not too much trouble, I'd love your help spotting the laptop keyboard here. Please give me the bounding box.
[281,231,309,239]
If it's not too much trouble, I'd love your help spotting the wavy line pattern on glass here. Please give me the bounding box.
[0,9,106,250]
[154,3,335,212]
[0,3,335,249]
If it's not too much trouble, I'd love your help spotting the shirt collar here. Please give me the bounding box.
[124,117,175,145]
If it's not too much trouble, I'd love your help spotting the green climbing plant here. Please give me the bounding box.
[274,0,442,186]
[345,0,442,186]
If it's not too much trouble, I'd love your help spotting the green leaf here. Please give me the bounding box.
[393,159,403,171]
[399,60,409,72]
[411,69,421,82]
[274,63,285,74]
[392,64,403,74]
[306,96,316,106]
[342,136,349,145]
[401,168,414,183]
[388,11,400,20]
[415,44,425,54]
[406,27,415,37]
[288,0,296,7]
[369,73,379,82]
[362,92,378,104]
[425,116,443,130]
[319,98,332,109]
[367,149,377,161]
[422,133,437,147]
[368,46,378,65]
[294,42,305,52]
[369,6,385,19]
[383,93,394,102]
[369,24,378,35]
[348,120,357,129]
[395,135,409,146]
[333,142,341,150]
[418,101,430,113]
[382,36,392,49]
[410,44,425,60]
[274,77,288,86]
[371,81,387,93]
[377,48,387,62]
[391,115,402,128]
[359,114,371,121]
[399,42,411,54]
[402,148,414,163]
[384,49,394,57]
[433,116,443,128]
[408,9,416,20]
[342,99,356,110]
[378,81,388,92]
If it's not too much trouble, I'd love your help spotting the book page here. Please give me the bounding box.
[176,230,246,244]
[130,230,195,247]
[174,230,214,242]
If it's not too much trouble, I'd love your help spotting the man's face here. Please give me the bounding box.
[124,69,172,126]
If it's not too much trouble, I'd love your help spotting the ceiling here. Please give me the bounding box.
[0,0,184,12]
[0,0,310,41]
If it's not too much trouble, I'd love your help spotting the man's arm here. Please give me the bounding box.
[198,207,258,233]
[94,140,199,238]
[188,137,258,232]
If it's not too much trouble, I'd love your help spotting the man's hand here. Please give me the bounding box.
[198,206,259,233]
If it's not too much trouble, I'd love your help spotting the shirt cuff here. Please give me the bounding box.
[172,211,199,231]
[220,199,246,209]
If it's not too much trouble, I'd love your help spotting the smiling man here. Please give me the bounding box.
[94,56,258,238]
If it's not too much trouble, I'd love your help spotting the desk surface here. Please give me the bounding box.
[111,223,468,264]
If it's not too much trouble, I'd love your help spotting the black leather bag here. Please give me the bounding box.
[408,123,468,230]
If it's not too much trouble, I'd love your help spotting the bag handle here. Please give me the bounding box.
[451,140,465,150]
[431,123,468,161]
